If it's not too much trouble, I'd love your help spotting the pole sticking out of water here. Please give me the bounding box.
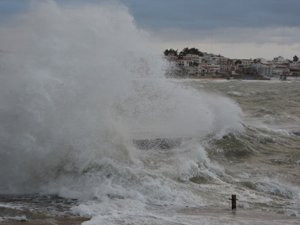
[230,194,237,210]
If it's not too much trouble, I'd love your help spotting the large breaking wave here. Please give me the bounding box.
[0,1,243,224]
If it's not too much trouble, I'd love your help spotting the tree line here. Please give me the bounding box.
[164,47,204,57]
[164,47,299,63]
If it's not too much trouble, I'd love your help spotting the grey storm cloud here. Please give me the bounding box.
[1,0,299,58]
[122,0,300,30]
[157,26,300,45]
[1,0,299,30]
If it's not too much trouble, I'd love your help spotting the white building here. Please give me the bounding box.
[251,58,273,77]
[289,62,300,75]
[272,56,290,75]
[207,64,221,74]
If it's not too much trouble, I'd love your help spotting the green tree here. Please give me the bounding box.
[179,47,203,57]
[235,59,242,65]
[164,49,178,56]
[293,55,299,62]
[253,58,261,64]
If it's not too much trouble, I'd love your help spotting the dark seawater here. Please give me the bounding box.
[0,194,88,224]
[188,79,300,215]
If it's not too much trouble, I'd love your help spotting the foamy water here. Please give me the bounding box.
[0,1,299,225]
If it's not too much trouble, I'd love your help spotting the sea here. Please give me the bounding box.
[0,2,299,225]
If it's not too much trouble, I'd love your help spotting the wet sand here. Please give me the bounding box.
[178,207,300,225]
[0,207,299,225]
[0,216,89,225]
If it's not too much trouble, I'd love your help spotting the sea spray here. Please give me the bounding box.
[0,1,243,223]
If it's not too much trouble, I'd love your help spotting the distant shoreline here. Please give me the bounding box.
[167,75,300,81]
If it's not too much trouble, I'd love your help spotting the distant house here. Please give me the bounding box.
[290,62,300,76]
[219,57,234,74]
[240,59,253,66]
[206,64,220,74]
[183,54,200,67]
[252,59,273,77]
[272,65,290,76]
[272,56,290,76]
[198,65,208,75]
[234,58,255,75]
[273,56,288,63]
[164,48,300,79]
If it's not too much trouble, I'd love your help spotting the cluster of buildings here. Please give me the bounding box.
[165,52,300,79]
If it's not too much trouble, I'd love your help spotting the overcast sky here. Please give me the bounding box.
[1,0,299,59]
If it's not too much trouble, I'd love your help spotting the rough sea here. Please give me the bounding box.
[0,1,299,225]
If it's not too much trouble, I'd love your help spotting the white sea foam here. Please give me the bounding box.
[0,215,28,222]
[0,1,246,224]
[0,203,23,210]
[0,0,242,190]
[227,91,243,97]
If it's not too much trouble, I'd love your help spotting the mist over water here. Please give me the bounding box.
[0,1,248,224]
[0,0,241,192]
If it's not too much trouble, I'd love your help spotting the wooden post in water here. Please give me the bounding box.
[230,194,237,210]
